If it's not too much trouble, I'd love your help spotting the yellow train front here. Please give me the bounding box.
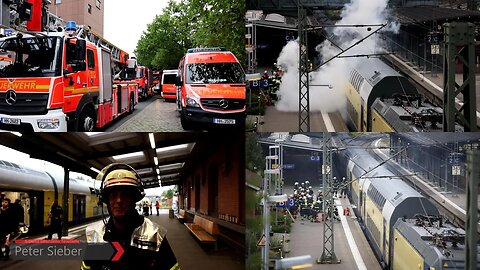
[343,140,479,269]
[344,58,463,132]
[0,159,104,235]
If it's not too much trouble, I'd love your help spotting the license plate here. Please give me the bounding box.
[1,117,21,125]
[213,118,235,125]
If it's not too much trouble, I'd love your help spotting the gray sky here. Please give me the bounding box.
[104,0,170,55]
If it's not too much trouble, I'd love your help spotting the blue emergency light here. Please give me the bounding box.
[187,47,227,53]
[65,21,77,33]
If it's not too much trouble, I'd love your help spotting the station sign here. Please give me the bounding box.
[452,165,461,176]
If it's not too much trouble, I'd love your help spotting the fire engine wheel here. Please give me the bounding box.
[180,110,194,130]
[77,108,96,132]
[128,94,135,114]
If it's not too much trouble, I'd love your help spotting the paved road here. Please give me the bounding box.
[106,95,184,132]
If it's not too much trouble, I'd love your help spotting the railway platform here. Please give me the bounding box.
[280,186,381,270]
[287,196,381,270]
[0,210,243,270]
[254,106,348,132]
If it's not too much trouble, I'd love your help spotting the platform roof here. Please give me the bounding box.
[392,6,480,25]
[0,132,218,188]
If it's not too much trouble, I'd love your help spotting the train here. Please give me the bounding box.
[341,136,479,269]
[0,159,105,235]
[344,58,463,132]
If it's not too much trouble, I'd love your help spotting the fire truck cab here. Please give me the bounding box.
[0,22,138,131]
[135,65,154,100]
[152,70,161,94]
[175,47,246,130]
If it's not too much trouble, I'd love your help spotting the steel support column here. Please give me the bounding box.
[443,22,478,131]
[465,150,479,270]
[298,3,310,132]
[318,133,340,264]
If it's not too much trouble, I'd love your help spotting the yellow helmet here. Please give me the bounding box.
[97,163,145,203]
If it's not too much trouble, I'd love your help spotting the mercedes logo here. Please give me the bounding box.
[5,89,17,105]
[219,99,229,109]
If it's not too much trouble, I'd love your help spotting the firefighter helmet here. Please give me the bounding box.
[97,163,145,204]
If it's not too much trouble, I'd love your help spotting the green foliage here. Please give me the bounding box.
[246,251,261,270]
[164,189,175,199]
[135,0,245,69]
[246,93,266,116]
[270,211,292,233]
[246,133,264,173]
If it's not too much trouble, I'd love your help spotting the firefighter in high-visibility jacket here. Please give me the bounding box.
[81,163,180,270]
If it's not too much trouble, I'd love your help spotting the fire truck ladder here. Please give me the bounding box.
[75,26,123,63]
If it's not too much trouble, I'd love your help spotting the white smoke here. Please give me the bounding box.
[275,0,400,113]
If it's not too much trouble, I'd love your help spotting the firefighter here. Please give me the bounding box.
[332,177,338,198]
[81,163,179,270]
[0,198,14,260]
[47,199,63,240]
[340,177,348,198]
[308,186,314,196]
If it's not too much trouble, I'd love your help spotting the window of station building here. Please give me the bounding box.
[87,4,92,14]
[96,0,101,9]
[87,49,95,70]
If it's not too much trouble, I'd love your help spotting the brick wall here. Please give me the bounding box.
[178,133,245,225]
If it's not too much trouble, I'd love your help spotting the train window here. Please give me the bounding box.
[3,161,13,167]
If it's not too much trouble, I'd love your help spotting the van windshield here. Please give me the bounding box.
[163,74,176,84]
[186,62,245,84]
[0,36,62,78]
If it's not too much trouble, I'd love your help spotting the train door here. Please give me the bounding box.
[382,219,387,261]
[73,194,86,223]
[360,101,365,132]
[361,191,366,219]
[21,194,30,226]
[28,191,44,235]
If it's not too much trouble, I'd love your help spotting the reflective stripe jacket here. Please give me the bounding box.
[81,214,180,270]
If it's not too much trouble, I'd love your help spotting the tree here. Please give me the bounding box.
[135,0,245,69]
[135,1,193,69]
[246,133,264,173]
[164,189,174,199]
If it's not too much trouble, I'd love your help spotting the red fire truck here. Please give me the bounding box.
[152,70,161,94]
[135,65,154,100]
[0,2,138,131]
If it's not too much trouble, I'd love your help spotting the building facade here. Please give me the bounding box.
[50,0,104,36]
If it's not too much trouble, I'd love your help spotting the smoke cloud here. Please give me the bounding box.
[275,0,399,113]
